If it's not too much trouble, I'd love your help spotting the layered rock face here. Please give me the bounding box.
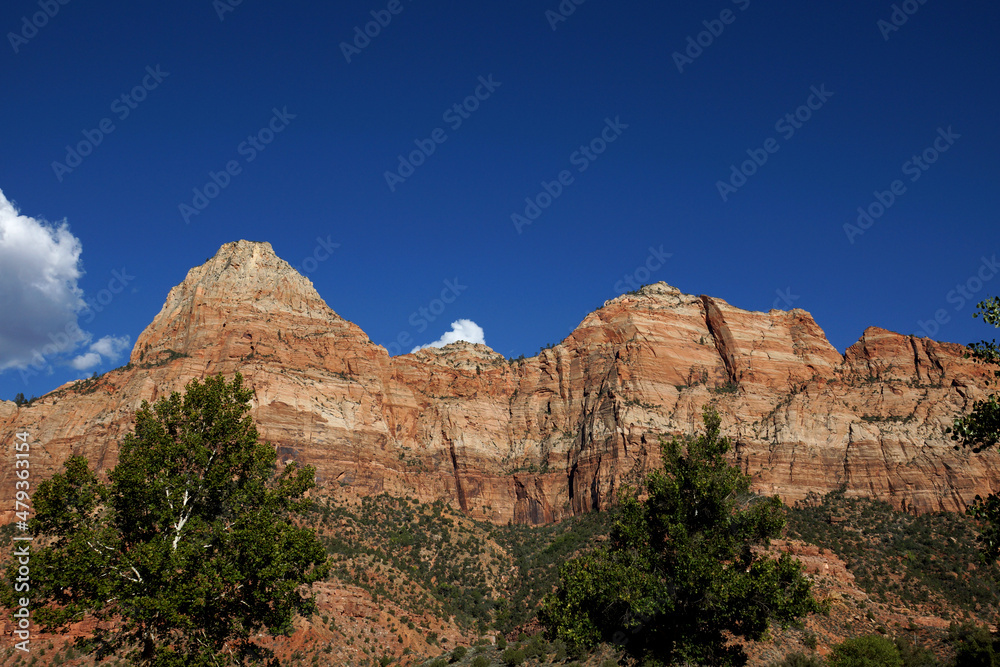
[1,241,997,524]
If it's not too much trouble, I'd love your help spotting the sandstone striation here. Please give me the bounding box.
[1,240,997,525]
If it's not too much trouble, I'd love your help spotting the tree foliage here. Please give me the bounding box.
[12,392,36,407]
[949,622,1000,667]
[828,635,903,667]
[951,296,1000,453]
[4,373,329,666]
[950,297,1000,563]
[540,407,821,666]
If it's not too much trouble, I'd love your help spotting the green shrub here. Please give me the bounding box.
[551,638,568,661]
[502,647,526,666]
[471,657,490,667]
[450,646,468,663]
[829,635,903,667]
[496,634,507,650]
[524,634,549,660]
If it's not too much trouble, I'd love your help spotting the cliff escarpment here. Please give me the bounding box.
[1,241,995,525]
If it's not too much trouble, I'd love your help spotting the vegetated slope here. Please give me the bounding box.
[0,487,996,666]
[743,490,1000,666]
[304,491,617,645]
[0,490,615,666]
[786,489,1000,623]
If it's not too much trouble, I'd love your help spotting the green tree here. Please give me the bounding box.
[540,406,821,666]
[894,637,939,667]
[950,297,1000,560]
[949,622,1000,667]
[951,297,1000,451]
[4,373,329,666]
[828,635,903,667]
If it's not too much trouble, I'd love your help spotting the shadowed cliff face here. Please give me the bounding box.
[1,240,997,525]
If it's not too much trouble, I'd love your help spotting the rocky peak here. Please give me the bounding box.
[129,240,350,366]
[409,341,507,370]
[170,240,330,314]
[634,281,683,298]
[602,281,684,308]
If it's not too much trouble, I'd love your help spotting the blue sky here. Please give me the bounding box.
[1,0,998,400]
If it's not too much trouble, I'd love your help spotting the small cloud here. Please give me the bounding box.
[411,319,486,353]
[70,352,102,371]
[70,335,130,371]
[90,335,130,359]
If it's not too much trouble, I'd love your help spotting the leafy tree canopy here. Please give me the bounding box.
[828,635,903,667]
[950,297,1000,563]
[540,406,821,666]
[3,373,329,666]
[949,622,1000,667]
[950,296,1000,453]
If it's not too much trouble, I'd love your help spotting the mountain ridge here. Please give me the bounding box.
[1,240,997,525]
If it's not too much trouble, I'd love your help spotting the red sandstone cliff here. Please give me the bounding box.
[1,240,996,524]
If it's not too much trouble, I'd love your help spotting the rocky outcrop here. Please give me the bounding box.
[1,241,997,525]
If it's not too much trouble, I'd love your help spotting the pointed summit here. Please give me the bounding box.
[129,240,347,366]
[174,240,331,314]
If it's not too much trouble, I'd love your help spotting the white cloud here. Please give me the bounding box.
[90,335,130,359]
[70,352,102,371]
[411,319,486,353]
[0,189,88,371]
[70,335,131,371]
